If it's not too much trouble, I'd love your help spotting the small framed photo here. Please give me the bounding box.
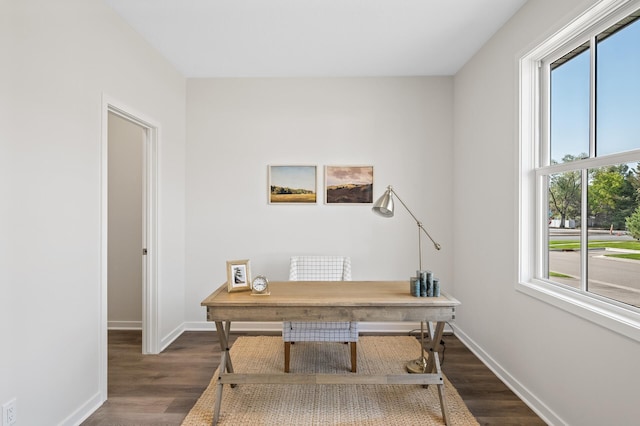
[268,165,317,204]
[325,165,374,204]
[226,259,251,292]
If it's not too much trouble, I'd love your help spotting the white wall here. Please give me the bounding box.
[7,0,639,423]
[0,0,15,419]
[453,0,640,424]
[108,112,144,328]
[1,1,186,424]
[185,77,454,325]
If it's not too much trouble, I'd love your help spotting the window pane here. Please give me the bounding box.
[548,171,582,289]
[587,162,640,308]
[550,44,590,164]
[596,16,640,156]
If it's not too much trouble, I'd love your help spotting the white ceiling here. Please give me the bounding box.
[105,0,527,78]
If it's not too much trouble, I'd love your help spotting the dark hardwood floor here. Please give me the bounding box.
[438,336,546,425]
[82,330,545,425]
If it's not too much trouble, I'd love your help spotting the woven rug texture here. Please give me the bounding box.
[182,335,478,426]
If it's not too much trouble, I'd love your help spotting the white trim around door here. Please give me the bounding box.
[100,94,160,401]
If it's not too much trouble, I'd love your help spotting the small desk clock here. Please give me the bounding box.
[251,275,270,296]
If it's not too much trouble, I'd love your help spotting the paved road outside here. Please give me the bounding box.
[548,229,640,308]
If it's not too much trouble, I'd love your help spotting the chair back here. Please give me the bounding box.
[289,256,352,281]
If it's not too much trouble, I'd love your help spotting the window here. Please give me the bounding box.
[520,0,640,341]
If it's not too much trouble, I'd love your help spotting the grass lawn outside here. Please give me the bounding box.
[604,253,640,260]
[549,271,573,278]
[549,240,640,251]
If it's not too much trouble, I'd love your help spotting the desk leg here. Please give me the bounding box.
[213,321,234,426]
[425,321,449,426]
[433,346,450,425]
[215,320,234,374]
[424,321,445,374]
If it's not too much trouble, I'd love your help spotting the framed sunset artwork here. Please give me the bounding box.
[325,165,373,204]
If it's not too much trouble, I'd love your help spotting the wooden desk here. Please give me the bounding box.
[201,280,460,425]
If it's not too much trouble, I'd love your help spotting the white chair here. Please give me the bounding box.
[282,256,359,373]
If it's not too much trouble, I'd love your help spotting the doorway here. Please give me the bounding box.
[108,112,144,332]
[100,96,159,400]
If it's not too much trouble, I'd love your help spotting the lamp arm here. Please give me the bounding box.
[389,188,442,251]
[418,223,442,251]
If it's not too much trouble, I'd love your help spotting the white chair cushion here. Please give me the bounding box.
[289,256,352,281]
[283,255,358,343]
[283,321,358,342]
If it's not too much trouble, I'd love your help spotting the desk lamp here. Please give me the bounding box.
[372,185,441,374]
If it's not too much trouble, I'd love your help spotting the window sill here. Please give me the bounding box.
[516,279,640,343]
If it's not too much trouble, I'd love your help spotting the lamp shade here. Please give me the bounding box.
[372,187,394,217]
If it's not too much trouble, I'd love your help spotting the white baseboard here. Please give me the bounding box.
[452,325,563,426]
[107,320,142,330]
[160,323,185,352]
[183,321,454,334]
[106,322,183,352]
[59,391,103,426]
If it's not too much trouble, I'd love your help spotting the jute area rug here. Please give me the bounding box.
[182,335,478,426]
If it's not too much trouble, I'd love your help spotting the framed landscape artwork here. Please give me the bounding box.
[226,259,251,292]
[268,165,317,204]
[325,165,374,204]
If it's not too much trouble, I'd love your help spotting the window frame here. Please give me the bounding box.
[518,0,640,342]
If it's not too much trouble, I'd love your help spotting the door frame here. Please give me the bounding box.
[100,94,159,399]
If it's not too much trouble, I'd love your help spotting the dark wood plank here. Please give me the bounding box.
[438,334,546,426]
[82,330,545,425]
[82,330,220,426]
